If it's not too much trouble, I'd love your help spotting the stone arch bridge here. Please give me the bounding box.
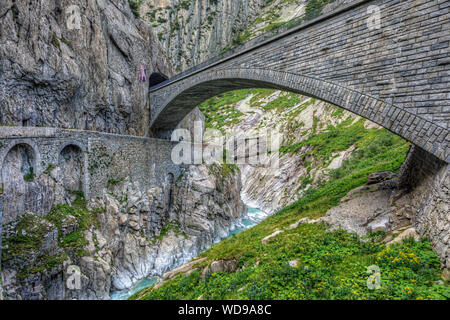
[149,0,450,163]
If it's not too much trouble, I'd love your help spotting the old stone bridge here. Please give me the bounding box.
[149,0,450,163]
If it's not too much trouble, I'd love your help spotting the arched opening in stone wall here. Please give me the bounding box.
[149,72,168,88]
[58,144,84,198]
[1,143,37,224]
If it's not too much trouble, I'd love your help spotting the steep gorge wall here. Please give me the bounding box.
[0,162,246,299]
[140,0,265,71]
[397,147,450,273]
[199,89,383,214]
[0,0,172,136]
[140,0,355,72]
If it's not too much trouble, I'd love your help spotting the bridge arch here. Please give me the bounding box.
[150,68,449,163]
[0,140,40,176]
[1,142,39,224]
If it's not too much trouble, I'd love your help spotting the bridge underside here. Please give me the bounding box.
[150,78,275,138]
[150,0,449,162]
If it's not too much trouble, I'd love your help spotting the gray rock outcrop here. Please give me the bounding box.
[171,164,247,243]
[0,0,172,135]
[321,181,410,236]
[141,0,265,71]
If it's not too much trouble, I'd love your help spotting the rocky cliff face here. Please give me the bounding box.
[0,0,172,136]
[239,98,363,214]
[1,161,246,300]
[230,0,308,42]
[171,163,246,243]
[140,0,264,71]
[0,0,252,299]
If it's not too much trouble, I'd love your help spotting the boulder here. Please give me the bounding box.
[367,214,390,233]
[288,217,319,230]
[367,171,397,185]
[261,229,283,245]
[442,269,450,282]
[162,257,207,281]
[201,259,239,278]
[321,184,393,236]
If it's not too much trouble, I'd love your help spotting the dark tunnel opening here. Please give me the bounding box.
[149,72,169,88]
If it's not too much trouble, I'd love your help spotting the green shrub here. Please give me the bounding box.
[23,167,35,182]
[304,0,336,21]
[128,0,141,18]
[2,192,104,279]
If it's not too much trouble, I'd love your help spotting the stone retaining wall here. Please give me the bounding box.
[0,127,182,224]
[401,146,450,273]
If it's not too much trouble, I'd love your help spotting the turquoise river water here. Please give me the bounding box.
[110,207,267,300]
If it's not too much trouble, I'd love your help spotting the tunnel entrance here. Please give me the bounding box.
[149,72,169,88]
